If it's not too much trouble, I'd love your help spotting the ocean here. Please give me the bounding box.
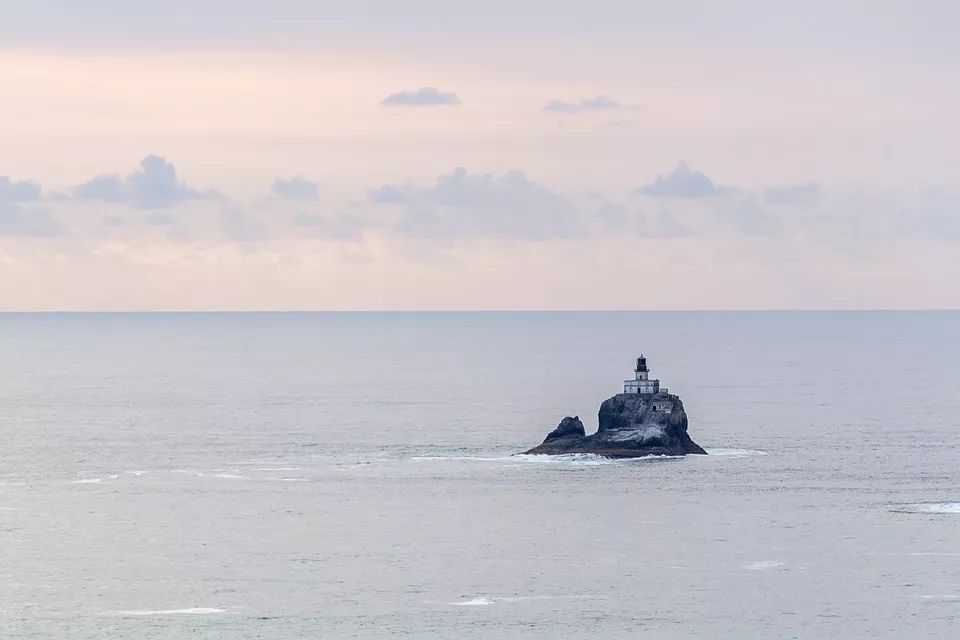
[1,311,958,639]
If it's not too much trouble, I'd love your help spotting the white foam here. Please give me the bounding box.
[499,594,599,603]
[254,467,300,472]
[450,597,494,606]
[413,453,670,466]
[71,478,103,484]
[900,502,960,514]
[125,470,148,476]
[264,477,310,482]
[705,448,768,457]
[113,607,226,616]
[211,473,246,480]
[920,595,960,600]
[743,560,784,570]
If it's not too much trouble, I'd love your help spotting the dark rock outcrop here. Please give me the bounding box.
[525,392,706,458]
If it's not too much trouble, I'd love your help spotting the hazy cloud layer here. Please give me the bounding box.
[765,183,821,206]
[0,203,61,237]
[381,87,461,107]
[272,177,319,201]
[292,207,365,240]
[73,155,216,209]
[220,206,266,241]
[370,168,579,239]
[144,212,175,226]
[542,96,634,114]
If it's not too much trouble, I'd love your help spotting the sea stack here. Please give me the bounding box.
[525,355,706,458]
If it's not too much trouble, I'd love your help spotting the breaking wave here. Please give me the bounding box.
[743,560,784,570]
[896,502,960,514]
[450,597,494,606]
[112,608,226,616]
[704,448,768,457]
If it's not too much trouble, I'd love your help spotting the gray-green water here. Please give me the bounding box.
[2,312,958,638]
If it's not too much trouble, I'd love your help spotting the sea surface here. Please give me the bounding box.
[1,311,958,639]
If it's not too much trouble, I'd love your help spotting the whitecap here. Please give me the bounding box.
[920,595,960,600]
[743,560,784,570]
[113,608,226,616]
[898,502,960,514]
[71,478,103,484]
[705,448,768,457]
[450,597,494,606]
[499,594,599,603]
[263,477,310,482]
[125,470,148,476]
[211,473,246,480]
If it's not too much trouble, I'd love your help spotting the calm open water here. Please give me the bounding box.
[1,311,958,639]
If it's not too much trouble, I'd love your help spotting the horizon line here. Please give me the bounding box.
[0,308,957,314]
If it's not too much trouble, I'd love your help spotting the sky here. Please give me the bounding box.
[1,1,959,310]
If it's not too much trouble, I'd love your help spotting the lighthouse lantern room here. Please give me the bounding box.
[623,355,661,395]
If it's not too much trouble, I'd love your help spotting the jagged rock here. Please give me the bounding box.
[544,416,586,442]
[525,392,706,458]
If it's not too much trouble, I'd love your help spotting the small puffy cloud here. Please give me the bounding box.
[0,202,61,237]
[765,182,821,206]
[636,161,724,198]
[543,96,634,114]
[381,87,461,107]
[0,177,42,202]
[370,167,579,239]
[73,155,216,209]
[272,177,318,201]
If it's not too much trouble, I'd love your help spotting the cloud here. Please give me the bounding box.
[370,167,579,239]
[542,96,635,114]
[636,161,725,198]
[381,87,461,107]
[272,177,318,201]
[0,177,42,203]
[292,207,365,240]
[765,182,821,206]
[220,206,265,241]
[144,212,175,226]
[0,202,61,237]
[73,155,216,209]
[637,210,694,238]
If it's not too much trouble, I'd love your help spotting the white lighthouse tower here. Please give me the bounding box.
[623,354,661,395]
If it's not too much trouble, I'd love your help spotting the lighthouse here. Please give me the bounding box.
[623,354,662,395]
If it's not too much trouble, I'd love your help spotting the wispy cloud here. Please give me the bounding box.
[381,87,461,107]
[542,96,636,114]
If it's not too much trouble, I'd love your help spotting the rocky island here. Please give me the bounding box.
[525,356,706,458]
